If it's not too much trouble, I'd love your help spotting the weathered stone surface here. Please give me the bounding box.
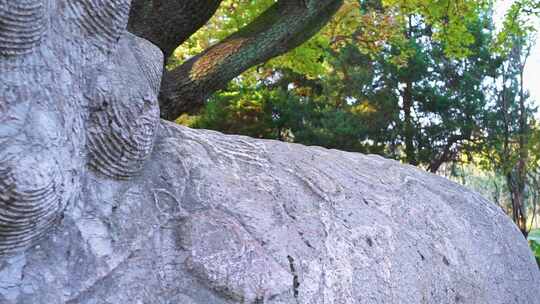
[0,1,539,303]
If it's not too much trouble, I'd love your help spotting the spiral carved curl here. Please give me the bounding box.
[88,92,160,180]
[87,34,163,180]
[67,0,131,49]
[0,154,64,256]
[0,0,47,56]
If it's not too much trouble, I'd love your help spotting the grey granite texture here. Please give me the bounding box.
[0,1,539,303]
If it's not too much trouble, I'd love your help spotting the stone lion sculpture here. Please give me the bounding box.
[0,1,539,303]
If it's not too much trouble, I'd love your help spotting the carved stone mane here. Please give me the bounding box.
[0,1,539,304]
[0,0,161,257]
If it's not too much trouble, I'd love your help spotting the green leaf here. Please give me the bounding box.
[528,229,540,243]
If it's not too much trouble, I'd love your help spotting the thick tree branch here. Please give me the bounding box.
[159,0,344,121]
[128,0,223,59]
[427,133,471,173]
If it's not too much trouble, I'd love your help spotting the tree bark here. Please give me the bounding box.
[158,0,344,120]
[402,15,417,167]
[514,42,530,237]
[402,80,417,166]
[128,0,224,59]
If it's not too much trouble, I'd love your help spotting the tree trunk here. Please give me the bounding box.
[402,16,417,167]
[402,79,417,166]
[514,44,530,237]
[128,0,224,60]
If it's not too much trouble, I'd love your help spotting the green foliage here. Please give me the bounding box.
[181,87,279,139]
[382,0,490,57]
[496,0,540,54]
[267,34,331,78]
[528,229,540,265]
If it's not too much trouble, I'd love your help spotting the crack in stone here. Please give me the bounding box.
[287,255,300,303]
